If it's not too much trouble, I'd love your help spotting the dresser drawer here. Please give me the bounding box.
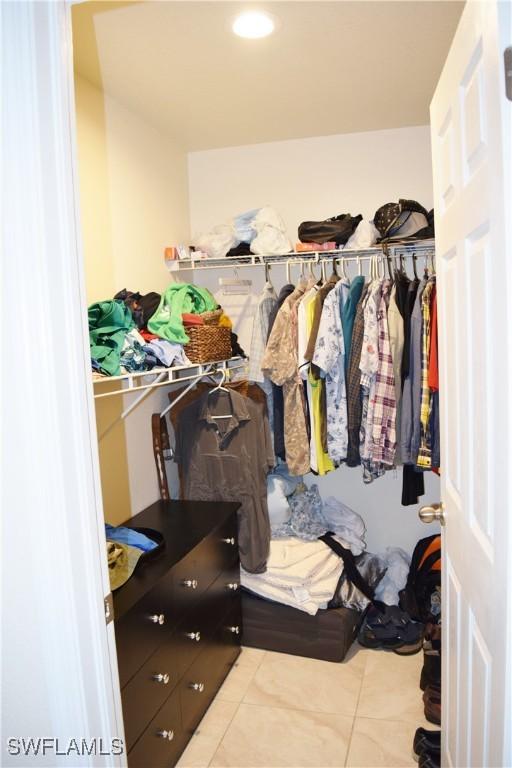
[172,515,239,614]
[115,576,174,687]
[180,606,241,736]
[128,687,185,768]
[122,636,181,751]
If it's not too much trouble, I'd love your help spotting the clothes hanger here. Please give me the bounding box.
[264,262,273,287]
[207,368,232,419]
[357,254,362,277]
[383,244,393,281]
[412,253,419,280]
[331,256,339,277]
[286,259,292,285]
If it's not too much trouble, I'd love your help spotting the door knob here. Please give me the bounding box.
[419,502,445,526]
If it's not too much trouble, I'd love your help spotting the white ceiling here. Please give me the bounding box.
[72,1,464,151]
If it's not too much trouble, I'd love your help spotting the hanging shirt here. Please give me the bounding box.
[299,287,320,471]
[387,284,405,464]
[359,280,382,462]
[248,281,278,383]
[261,286,310,476]
[417,278,436,469]
[346,284,368,467]
[341,275,366,373]
[401,278,426,463]
[313,282,348,463]
[304,274,340,362]
[305,295,334,475]
[371,280,396,466]
[267,284,295,459]
[175,389,274,574]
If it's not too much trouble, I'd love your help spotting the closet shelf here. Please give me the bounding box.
[167,238,435,272]
[93,356,247,400]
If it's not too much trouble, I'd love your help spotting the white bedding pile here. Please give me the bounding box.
[241,537,345,616]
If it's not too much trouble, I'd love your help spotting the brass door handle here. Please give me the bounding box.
[419,502,445,526]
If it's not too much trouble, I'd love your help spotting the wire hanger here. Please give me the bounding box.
[331,256,339,277]
[264,262,272,286]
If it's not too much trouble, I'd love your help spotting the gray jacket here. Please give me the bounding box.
[400,279,426,463]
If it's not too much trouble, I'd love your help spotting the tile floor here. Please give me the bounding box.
[177,644,439,768]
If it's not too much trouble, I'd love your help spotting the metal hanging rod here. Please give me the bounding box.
[166,239,435,272]
[94,357,248,441]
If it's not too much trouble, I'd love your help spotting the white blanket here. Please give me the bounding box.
[241,537,344,616]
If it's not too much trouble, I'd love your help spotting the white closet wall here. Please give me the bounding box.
[75,75,188,522]
[187,125,441,555]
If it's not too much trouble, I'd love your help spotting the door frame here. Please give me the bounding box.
[2,1,125,764]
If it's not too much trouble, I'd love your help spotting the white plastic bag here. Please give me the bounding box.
[233,208,261,243]
[251,226,291,255]
[374,546,411,606]
[250,206,291,255]
[195,223,238,259]
[345,219,379,249]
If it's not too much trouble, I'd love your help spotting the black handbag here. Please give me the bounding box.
[298,213,362,245]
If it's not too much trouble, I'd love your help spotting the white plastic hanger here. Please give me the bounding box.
[207,368,232,419]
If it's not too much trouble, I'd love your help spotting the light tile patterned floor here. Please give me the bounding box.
[177,644,439,768]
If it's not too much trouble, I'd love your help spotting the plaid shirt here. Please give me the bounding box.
[371,280,397,466]
[417,278,436,468]
[248,281,278,383]
[346,285,368,466]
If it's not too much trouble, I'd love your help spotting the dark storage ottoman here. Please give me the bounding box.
[241,589,363,663]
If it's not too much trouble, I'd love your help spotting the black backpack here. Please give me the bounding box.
[399,535,441,622]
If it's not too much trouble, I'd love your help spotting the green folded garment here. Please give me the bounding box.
[147,282,217,344]
[107,540,143,591]
[89,300,135,376]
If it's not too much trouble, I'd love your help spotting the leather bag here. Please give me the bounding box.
[298,213,362,245]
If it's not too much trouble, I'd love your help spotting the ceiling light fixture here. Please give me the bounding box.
[232,11,275,39]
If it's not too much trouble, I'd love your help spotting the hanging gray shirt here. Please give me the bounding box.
[175,389,275,574]
[401,279,426,464]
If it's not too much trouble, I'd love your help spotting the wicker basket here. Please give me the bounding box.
[185,325,232,363]
[201,308,223,326]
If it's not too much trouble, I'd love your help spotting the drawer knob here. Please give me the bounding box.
[152,673,170,684]
[190,682,205,693]
[227,582,239,591]
[228,625,240,634]
[182,579,198,589]
[157,730,174,741]
[222,537,236,546]
[186,631,201,642]
[149,613,165,625]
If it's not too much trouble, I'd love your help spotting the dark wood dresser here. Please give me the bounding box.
[113,500,242,767]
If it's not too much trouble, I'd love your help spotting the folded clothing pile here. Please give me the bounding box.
[241,537,346,616]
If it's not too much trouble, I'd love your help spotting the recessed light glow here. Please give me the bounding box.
[232,11,275,39]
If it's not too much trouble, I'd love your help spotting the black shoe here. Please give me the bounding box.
[413,727,441,757]
[418,752,440,768]
[420,652,441,690]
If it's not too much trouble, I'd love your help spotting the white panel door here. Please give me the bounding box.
[430,2,511,766]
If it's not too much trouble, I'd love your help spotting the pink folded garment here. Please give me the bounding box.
[295,241,337,252]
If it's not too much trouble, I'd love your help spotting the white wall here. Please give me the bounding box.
[75,74,188,522]
[187,125,440,556]
[188,125,434,243]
